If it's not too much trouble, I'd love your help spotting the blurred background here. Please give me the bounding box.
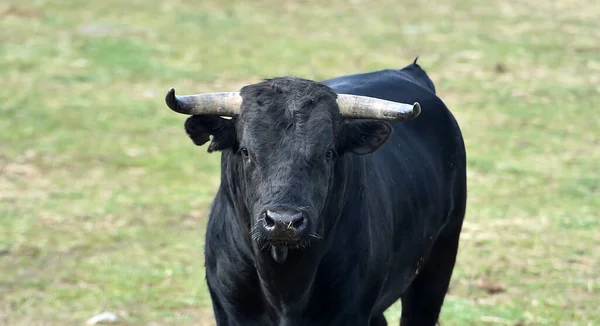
[1,0,598,325]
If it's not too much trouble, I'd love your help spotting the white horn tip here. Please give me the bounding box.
[412,102,421,118]
[386,101,421,120]
[165,87,180,112]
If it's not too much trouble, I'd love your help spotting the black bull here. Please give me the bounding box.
[166,60,467,325]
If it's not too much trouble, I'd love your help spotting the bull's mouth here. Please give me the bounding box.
[270,245,289,264]
[263,239,307,264]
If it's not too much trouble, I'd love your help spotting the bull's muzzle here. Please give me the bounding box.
[263,209,307,242]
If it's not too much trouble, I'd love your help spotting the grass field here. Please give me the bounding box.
[1,0,599,325]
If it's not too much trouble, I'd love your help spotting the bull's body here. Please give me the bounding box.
[185,61,467,325]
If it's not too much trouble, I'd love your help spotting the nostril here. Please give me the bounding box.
[264,212,275,228]
[292,216,305,230]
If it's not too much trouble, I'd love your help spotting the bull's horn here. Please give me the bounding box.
[165,88,242,116]
[337,94,421,121]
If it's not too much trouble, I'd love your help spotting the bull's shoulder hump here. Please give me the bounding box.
[321,69,398,92]
[321,67,435,97]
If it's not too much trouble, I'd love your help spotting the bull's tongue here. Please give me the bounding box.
[270,246,288,264]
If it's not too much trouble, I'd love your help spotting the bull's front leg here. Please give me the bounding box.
[206,283,229,325]
[298,310,372,326]
[205,270,270,326]
[207,287,272,326]
[326,313,372,326]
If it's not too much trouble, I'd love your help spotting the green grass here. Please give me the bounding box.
[1,0,598,324]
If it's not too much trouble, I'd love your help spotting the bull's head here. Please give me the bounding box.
[165,78,420,263]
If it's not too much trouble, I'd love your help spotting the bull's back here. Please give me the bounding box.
[323,63,466,295]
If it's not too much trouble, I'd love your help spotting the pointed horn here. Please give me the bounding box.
[165,88,242,116]
[336,94,421,121]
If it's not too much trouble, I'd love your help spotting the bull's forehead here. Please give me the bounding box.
[237,77,341,148]
[239,77,339,115]
[239,100,336,151]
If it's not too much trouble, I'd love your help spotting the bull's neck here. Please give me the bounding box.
[320,155,358,237]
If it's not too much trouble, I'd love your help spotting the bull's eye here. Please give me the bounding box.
[240,147,249,157]
[325,148,335,160]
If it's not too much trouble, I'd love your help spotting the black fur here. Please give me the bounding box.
[180,60,467,325]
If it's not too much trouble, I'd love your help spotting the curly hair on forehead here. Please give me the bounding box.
[240,77,338,107]
[239,76,341,130]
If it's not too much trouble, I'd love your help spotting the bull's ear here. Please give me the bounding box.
[338,120,392,155]
[184,116,237,152]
